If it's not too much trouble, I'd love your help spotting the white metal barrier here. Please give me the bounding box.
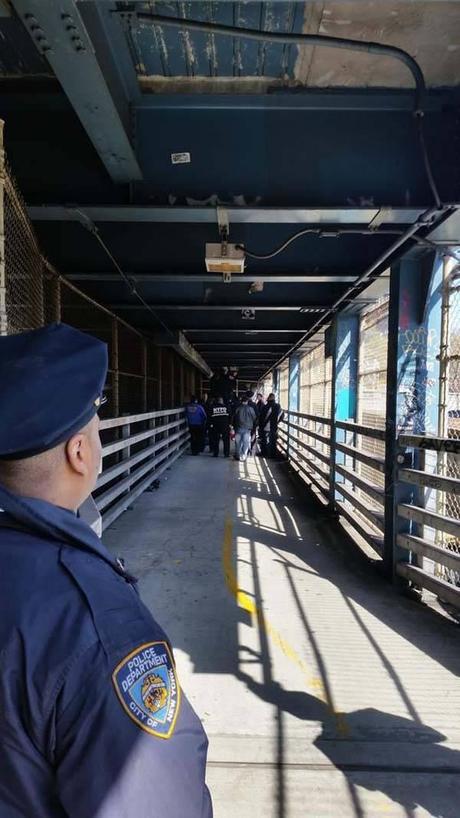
[279,410,386,555]
[396,434,460,608]
[96,408,189,530]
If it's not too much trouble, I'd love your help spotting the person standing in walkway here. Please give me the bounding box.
[209,396,231,457]
[246,390,260,454]
[233,394,257,462]
[259,392,285,458]
[0,323,212,818]
[255,393,266,453]
[185,395,208,455]
[256,392,265,414]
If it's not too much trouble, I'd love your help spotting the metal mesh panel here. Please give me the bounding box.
[433,259,460,583]
[299,342,332,419]
[298,342,332,470]
[3,167,44,333]
[357,296,389,508]
[278,364,289,409]
[0,146,196,419]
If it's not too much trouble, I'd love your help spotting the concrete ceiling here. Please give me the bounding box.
[0,1,459,382]
[135,1,460,93]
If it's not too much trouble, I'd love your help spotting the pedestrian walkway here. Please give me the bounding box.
[105,453,460,818]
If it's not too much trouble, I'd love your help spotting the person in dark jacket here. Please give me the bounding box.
[209,397,231,457]
[246,391,259,454]
[0,323,212,818]
[185,395,208,455]
[232,395,257,462]
[259,393,285,458]
[256,393,265,414]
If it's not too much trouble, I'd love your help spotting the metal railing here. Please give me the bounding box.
[280,414,460,607]
[396,434,460,608]
[279,410,331,499]
[280,411,386,555]
[96,408,189,530]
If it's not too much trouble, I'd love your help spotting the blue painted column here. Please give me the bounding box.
[272,368,279,397]
[383,251,437,578]
[330,315,359,506]
[288,355,301,458]
[288,355,300,413]
[421,254,444,436]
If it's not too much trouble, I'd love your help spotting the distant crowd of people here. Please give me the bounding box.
[185,391,284,462]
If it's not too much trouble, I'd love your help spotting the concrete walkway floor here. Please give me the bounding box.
[105,452,460,818]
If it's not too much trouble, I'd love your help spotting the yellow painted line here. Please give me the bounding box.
[222,515,349,737]
[223,517,257,614]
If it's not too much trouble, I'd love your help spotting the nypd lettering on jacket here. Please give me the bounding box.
[113,641,181,739]
[212,406,229,417]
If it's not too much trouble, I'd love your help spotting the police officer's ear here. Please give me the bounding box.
[65,432,92,477]
[65,417,101,479]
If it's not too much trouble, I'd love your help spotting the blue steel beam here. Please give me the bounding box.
[11,0,142,183]
[27,206,423,224]
[136,91,457,113]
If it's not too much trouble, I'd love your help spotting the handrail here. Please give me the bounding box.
[335,441,385,472]
[286,410,332,425]
[398,468,460,496]
[102,417,185,458]
[96,407,189,530]
[100,407,183,431]
[398,434,460,454]
[398,503,460,539]
[336,420,386,441]
[335,463,384,506]
[280,410,460,600]
[287,420,330,445]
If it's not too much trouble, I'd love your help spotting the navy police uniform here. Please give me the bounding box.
[0,324,212,818]
[208,403,230,457]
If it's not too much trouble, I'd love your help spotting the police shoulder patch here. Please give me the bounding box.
[112,641,181,739]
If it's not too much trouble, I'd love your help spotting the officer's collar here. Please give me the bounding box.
[0,484,135,581]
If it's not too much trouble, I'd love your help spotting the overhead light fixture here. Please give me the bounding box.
[205,243,245,275]
[205,206,245,279]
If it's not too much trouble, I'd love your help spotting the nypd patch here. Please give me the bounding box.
[112,641,181,739]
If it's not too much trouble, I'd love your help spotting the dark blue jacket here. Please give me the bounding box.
[185,403,207,427]
[0,485,212,818]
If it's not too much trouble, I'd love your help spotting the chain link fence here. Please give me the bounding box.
[0,124,200,416]
[434,259,460,584]
[3,162,45,333]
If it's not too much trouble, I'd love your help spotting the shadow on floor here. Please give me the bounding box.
[238,671,460,818]
[234,456,460,818]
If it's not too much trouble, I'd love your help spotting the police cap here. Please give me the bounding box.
[0,322,107,459]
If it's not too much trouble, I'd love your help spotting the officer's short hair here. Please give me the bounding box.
[0,441,66,496]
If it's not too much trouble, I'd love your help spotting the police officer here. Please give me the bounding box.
[208,396,230,457]
[259,392,285,458]
[0,323,212,818]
